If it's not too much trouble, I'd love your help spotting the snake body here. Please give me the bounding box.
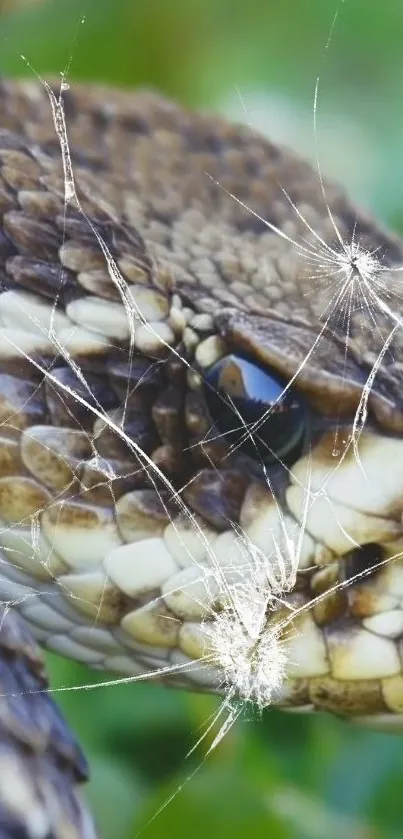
[0,77,402,834]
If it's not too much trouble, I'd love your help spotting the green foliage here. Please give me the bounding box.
[1,1,403,836]
[46,653,403,839]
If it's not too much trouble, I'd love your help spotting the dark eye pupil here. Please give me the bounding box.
[204,353,305,463]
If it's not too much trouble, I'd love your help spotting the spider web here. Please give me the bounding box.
[1,1,403,834]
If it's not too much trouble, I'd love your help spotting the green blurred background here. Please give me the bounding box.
[1,1,403,837]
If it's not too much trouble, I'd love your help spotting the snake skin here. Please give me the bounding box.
[0,605,95,838]
[0,75,402,834]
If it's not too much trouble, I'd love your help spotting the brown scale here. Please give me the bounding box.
[150,443,188,481]
[116,488,180,542]
[45,366,118,429]
[0,374,48,431]
[310,563,349,627]
[20,426,92,492]
[184,391,232,468]
[183,467,251,531]
[60,239,106,273]
[2,166,38,194]
[4,211,62,262]
[308,676,386,716]
[7,255,77,303]
[18,190,63,221]
[76,267,121,300]
[55,212,100,245]
[152,384,187,445]
[92,407,158,464]
[107,355,164,410]
[76,456,141,505]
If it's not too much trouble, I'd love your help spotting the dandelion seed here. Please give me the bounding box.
[204,596,287,710]
[201,527,298,715]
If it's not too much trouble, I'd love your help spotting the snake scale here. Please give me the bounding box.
[0,78,402,836]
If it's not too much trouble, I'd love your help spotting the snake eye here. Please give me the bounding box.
[204,353,305,463]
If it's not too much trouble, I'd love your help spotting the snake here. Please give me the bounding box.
[0,77,402,836]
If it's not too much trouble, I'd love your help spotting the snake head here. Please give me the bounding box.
[0,80,402,729]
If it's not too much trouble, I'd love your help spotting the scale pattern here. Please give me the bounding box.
[0,78,403,836]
